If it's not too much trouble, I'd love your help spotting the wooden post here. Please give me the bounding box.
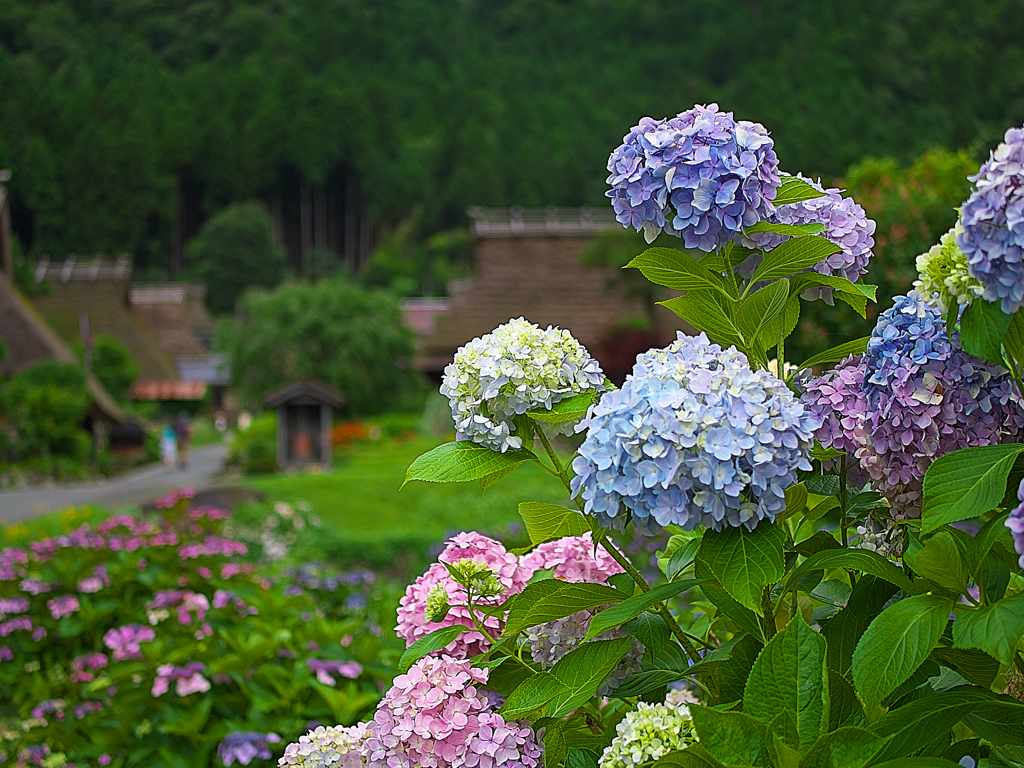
[320,403,332,469]
[277,405,287,471]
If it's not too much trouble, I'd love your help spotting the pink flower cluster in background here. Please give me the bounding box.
[307,659,363,686]
[47,595,80,620]
[152,661,211,697]
[103,624,156,661]
[70,653,108,683]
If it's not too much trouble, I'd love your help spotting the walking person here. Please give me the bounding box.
[174,412,192,470]
[160,423,177,471]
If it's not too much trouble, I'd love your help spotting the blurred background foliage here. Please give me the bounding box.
[0,0,1021,282]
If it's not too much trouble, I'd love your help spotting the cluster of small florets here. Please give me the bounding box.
[278,724,369,768]
[571,333,819,533]
[854,516,902,558]
[306,659,362,686]
[152,661,211,697]
[102,624,156,661]
[913,223,985,312]
[218,731,282,767]
[526,610,644,695]
[741,177,875,300]
[606,103,781,250]
[801,293,1024,516]
[598,701,697,768]
[958,126,1024,313]
[395,533,531,658]
[519,532,624,583]
[364,656,543,768]
[441,318,607,453]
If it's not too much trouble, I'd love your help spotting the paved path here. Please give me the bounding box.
[0,443,228,523]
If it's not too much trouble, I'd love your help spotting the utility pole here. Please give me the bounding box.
[0,170,12,281]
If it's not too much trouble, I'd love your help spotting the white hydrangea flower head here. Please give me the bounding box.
[913,223,985,312]
[598,701,696,768]
[278,723,369,768]
[440,318,608,453]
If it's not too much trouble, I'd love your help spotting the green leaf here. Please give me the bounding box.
[651,746,727,768]
[869,687,1021,761]
[665,536,703,581]
[659,292,744,349]
[960,297,1013,364]
[795,337,869,372]
[737,279,791,354]
[543,720,568,768]
[698,522,785,613]
[585,579,704,640]
[519,503,590,546]
[479,464,518,491]
[398,626,466,672]
[1005,310,1024,371]
[967,512,1012,576]
[828,671,866,731]
[745,221,826,237]
[623,612,671,660]
[503,581,629,637]
[500,671,570,718]
[928,647,999,689]
[784,548,918,596]
[851,594,953,712]
[698,578,766,641]
[547,638,630,717]
[774,176,829,206]
[776,482,809,524]
[404,441,538,486]
[870,760,963,768]
[953,592,1024,665]
[743,615,828,750]
[914,531,969,591]
[526,390,598,424]
[922,444,1024,532]
[798,727,887,768]
[963,696,1024,745]
[626,247,732,296]
[750,236,841,284]
[566,748,599,768]
[689,706,768,767]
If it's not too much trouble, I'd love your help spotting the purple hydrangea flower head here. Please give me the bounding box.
[0,616,33,637]
[518,533,624,584]
[364,655,542,768]
[1006,478,1024,569]
[396,532,531,659]
[441,318,608,453]
[571,333,819,533]
[959,126,1024,313]
[526,609,644,695]
[802,292,1024,516]
[218,731,282,766]
[0,597,29,617]
[741,176,876,301]
[0,645,12,662]
[606,104,781,251]
[103,624,156,661]
[47,595,80,620]
[153,662,211,697]
[73,700,104,720]
[279,723,369,768]
[70,652,108,682]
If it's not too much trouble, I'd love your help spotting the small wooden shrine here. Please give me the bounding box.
[263,379,346,471]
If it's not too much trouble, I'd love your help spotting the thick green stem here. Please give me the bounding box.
[839,455,849,548]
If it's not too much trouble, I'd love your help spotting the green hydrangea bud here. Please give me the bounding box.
[450,558,503,598]
[424,584,451,623]
[913,222,984,312]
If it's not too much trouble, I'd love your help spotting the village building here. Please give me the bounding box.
[411,206,689,382]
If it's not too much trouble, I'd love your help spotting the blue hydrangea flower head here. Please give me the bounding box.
[571,333,819,533]
[440,318,608,453]
[606,104,781,252]
[741,176,876,302]
[802,292,1024,517]
[958,126,1024,313]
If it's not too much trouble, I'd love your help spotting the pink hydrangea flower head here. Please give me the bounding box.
[0,616,33,637]
[155,487,196,509]
[152,662,211,697]
[519,532,624,583]
[396,533,531,659]
[0,597,29,617]
[307,659,363,686]
[98,754,112,766]
[0,645,12,662]
[31,626,46,642]
[364,655,542,768]
[77,563,111,593]
[103,624,156,661]
[47,595,80,620]
[70,653,108,683]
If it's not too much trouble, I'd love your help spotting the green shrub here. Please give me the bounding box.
[228,412,278,474]
[74,334,139,404]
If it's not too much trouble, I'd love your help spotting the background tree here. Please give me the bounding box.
[186,201,286,315]
[74,334,138,404]
[216,276,421,414]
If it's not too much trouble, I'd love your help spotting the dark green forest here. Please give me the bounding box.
[2,0,1024,276]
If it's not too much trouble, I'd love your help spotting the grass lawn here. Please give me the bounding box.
[238,435,574,569]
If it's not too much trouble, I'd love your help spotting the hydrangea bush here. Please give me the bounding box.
[382,105,1024,768]
[0,494,398,767]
